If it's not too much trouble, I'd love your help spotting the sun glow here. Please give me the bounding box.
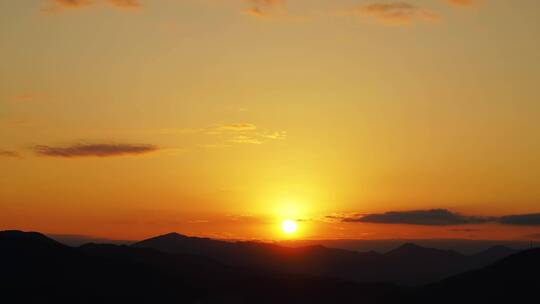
[281,219,298,234]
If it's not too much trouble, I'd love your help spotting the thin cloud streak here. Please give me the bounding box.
[52,0,93,8]
[346,2,440,25]
[214,123,258,132]
[34,143,159,158]
[0,150,23,158]
[42,0,140,12]
[39,0,481,22]
[107,0,141,9]
[243,0,286,18]
[446,0,482,7]
[161,123,286,146]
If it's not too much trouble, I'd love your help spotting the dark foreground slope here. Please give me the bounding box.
[134,232,517,285]
[0,231,401,304]
[415,248,540,303]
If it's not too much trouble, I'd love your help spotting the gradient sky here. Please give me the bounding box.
[1,0,540,241]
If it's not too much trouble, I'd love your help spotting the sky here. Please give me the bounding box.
[1,0,540,241]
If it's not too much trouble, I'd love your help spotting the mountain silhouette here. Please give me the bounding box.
[471,245,517,264]
[0,230,401,303]
[134,232,515,285]
[385,242,463,259]
[416,247,540,303]
[0,230,204,303]
[3,230,534,303]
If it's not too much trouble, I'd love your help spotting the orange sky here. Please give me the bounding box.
[1,0,540,241]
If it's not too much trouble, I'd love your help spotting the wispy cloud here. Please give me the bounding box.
[229,135,265,145]
[209,123,286,144]
[42,0,140,13]
[340,209,540,226]
[243,0,286,18]
[213,123,258,132]
[42,0,94,12]
[162,123,286,146]
[345,2,440,25]
[39,1,478,22]
[34,143,159,158]
[227,133,285,144]
[14,93,37,102]
[222,128,286,145]
[53,0,94,8]
[446,0,482,7]
[0,150,22,158]
[107,0,141,10]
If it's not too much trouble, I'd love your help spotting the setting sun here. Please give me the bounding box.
[281,219,298,234]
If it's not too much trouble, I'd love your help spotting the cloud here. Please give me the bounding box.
[229,135,264,145]
[52,0,94,8]
[0,150,22,158]
[42,0,93,12]
[14,93,36,102]
[159,123,285,146]
[346,2,440,25]
[227,130,286,145]
[43,0,140,12]
[446,0,482,7]
[243,0,286,18]
[262,131,287,140]
[205,123,286,145]
[107,0,141,9]
[498,213,540,226]
[34,143,159,158]
[214,123,257,132]
[343,209,492,226]
[342,209,540,227]
[244,7,271,18]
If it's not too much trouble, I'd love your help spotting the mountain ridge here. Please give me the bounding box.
[132,231,518,285]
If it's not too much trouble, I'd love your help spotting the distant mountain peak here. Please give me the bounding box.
[477,245,517,256]
[399,243,424,249]
[473,245,517,262]
[0,230,58,244]
[160,232,189,238]
[388,243,427,254]
[385,242,463,260]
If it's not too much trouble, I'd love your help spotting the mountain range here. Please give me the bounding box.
[2,230,538,303]
[133,232,517,285]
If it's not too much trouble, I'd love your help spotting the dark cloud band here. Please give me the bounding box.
[343,209,540,226]
[343,209,492,226]
[34,143,159,158]
[498,213,540,226]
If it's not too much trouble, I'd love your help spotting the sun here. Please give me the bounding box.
[281,219,298,234]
